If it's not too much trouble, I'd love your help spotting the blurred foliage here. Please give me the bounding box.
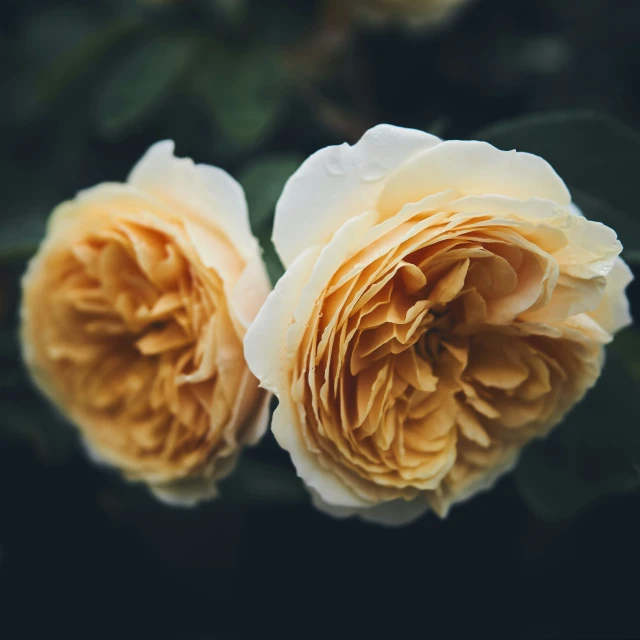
[97,32,201,137]
[0,320,77,464]
[1,0,640,531]
[1,1,640,638]
[239,153,302,284]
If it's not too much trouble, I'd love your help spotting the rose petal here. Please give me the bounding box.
[244,246,322,394]
[588,256,634,334]
[378,140,571,216]
[128,140,258,257]
[273,124,441,267]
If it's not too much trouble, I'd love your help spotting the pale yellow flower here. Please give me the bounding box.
[245,124,632,525]
[21,142,271,505]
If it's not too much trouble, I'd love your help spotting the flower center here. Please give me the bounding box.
[295,230,601,506]
[36,220,225,478]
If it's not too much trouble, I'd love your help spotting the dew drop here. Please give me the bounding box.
[325,150,348,176]
[359,159,388,182]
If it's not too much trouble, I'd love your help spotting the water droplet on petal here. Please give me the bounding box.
[360,159,388,182]
[325,148,348,176]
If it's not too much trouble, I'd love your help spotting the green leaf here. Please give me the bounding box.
[220,455,307,505]
[0,329,22,388]
[257,230,285,287]
[0,401,78,465]
[96,34,200,137]
[208,0,249,24]
[611,330,640,382]
[515,331,640,521]
[424,116,450,138]
[38,17,141,104]
[20,6,99,61]
[0,211,47,264]
[238,154,302,232]
[0,329,77,464]
[476,110,640,245]
[196,46,288,148]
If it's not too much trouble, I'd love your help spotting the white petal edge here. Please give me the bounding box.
[128,140,258,258]
[244,245,322,394]
[271,399,370,509]
[241,386,272,446]
[378,140,571,216]
[588,256,634,335]
[570,202,633,334]
[273,124,441,268]
[228,250,273,333]
[245,217,387,510]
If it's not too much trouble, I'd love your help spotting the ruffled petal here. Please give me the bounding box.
[273,124,441,267]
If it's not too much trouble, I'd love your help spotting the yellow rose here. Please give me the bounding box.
[21,142,271,505]
[245,124,633,525]
[347,0,473,27]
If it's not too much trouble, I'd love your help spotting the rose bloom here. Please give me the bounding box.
[21,142,271,505]
[347,0,473,27]
[245,124,633,525]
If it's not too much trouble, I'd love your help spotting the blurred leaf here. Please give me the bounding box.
[1,115,93,265]
[0,329,21,387]
[249,0,320,47]
[257,230,285,286]
[20,5,99,61]
[38,17,142,104]
[424,116,451,138]
[0,211,47,264]
[96,34,200,137]
[196,46,289,148]
[0,330,77,464]
[207,0,248,24]
[476,111,640,257]
[611,331,640,389]
[238,154,302,232]
[516,332,640,521]
[220,455,306,505]
[0,402,78,465]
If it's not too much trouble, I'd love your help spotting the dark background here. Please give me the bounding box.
[1,1,640,638]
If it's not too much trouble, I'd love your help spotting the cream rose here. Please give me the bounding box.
[347,0,473,27]
[21,142,271,505]
[245,124,633,525]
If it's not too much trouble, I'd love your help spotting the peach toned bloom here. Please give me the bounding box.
[245,124,632,525]
[21,142,271,505]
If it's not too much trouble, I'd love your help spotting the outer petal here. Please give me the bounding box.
[271,400,370,509]
[273,124,441,268]
[241,386,272,445]
[430,449,521,518]
[228,251,273,332]
[568,201,633,334]
[151,477,220,507]
[378,140,571,216]
[286,210,380,358]
[588,257,634,334]
[128,140,258,258]
[244,245,322,393]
